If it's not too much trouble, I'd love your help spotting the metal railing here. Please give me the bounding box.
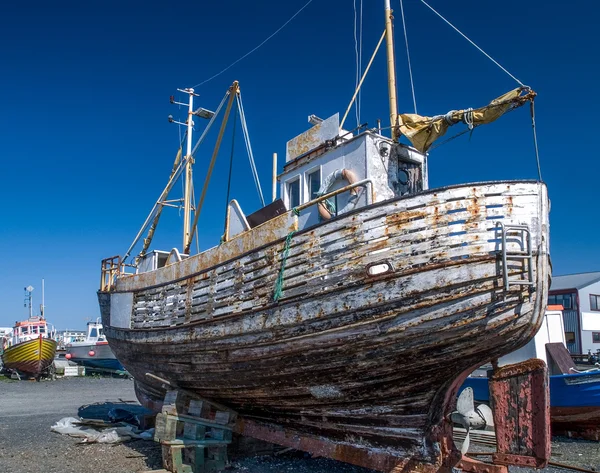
[496,222,534,291]
[295,179,375,216]
[100,255,122,292]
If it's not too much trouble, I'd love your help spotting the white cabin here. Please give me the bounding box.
[222,113,428,242]
[136,113,428,271]
[6,316,54,348]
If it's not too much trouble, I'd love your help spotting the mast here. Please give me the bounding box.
[384,0,399,141]
[272,153,277,202]
[180,88,199,252]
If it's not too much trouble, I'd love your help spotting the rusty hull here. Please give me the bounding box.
[490,359,551,469]
[99,180,550,472]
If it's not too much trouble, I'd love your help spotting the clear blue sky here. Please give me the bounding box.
[0,0,597,330]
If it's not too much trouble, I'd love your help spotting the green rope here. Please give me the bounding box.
[273,230,296,302]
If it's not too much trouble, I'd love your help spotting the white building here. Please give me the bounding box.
[549,271,600,355]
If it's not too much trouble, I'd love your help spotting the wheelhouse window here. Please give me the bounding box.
[32,325,38,334]
[590,294,600,311]
[286,178,300,209]
[306,168,321,202]
[90,328,98,338]
[593,332,600,343]
[565,332,576,344]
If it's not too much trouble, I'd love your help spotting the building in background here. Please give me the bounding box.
[548,271,600,354]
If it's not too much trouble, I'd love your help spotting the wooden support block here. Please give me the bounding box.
[213,411,231,425]
[183,422,206,440]
[155,413,178,442]
[162,444,195,473]
[157,389,235,473]
[165,413,234,431]
[162,442,228,473]
[194,446,205,471]
[162,390,189,416]
[187,399,207,417]
[161,444,176,472]
[208,427,232,442]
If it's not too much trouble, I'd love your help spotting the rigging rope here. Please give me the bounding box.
[273,230,297,302]
[530,100,542,181]
[358,0,363,125]
[185,85,239,254]
[224,107,238,226]
[340,30,386,131]
[353,0,359,127]
[399,0,418,114]
[236,91,266,206]
[190,92,230,158]
[192,0,315,88]
[178,121,185,214]
[353,0,364,127]
[418,0,525,87]
[190,176,200,255]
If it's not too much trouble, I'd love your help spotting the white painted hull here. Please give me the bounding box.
[99,180,550,469]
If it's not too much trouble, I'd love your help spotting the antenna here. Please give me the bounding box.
[24,285,34,319]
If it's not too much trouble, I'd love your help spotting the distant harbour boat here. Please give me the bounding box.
[57,330,86,349]
[2,285,57,379]
[65,319,125,373]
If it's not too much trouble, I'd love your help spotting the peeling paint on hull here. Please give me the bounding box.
[99,180,550,471]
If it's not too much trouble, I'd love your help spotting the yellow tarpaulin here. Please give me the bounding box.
[399,87,535,153]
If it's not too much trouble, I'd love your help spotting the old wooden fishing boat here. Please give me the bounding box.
[2,285,57,378]
[99,2,551,471]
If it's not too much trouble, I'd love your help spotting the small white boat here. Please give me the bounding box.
[65,319,125,373]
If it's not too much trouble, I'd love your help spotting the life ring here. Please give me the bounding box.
[317,168,360,220]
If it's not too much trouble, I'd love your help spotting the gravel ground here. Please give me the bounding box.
[0,376,598,473]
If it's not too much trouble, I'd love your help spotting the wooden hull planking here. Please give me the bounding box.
[99,180,550,469]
